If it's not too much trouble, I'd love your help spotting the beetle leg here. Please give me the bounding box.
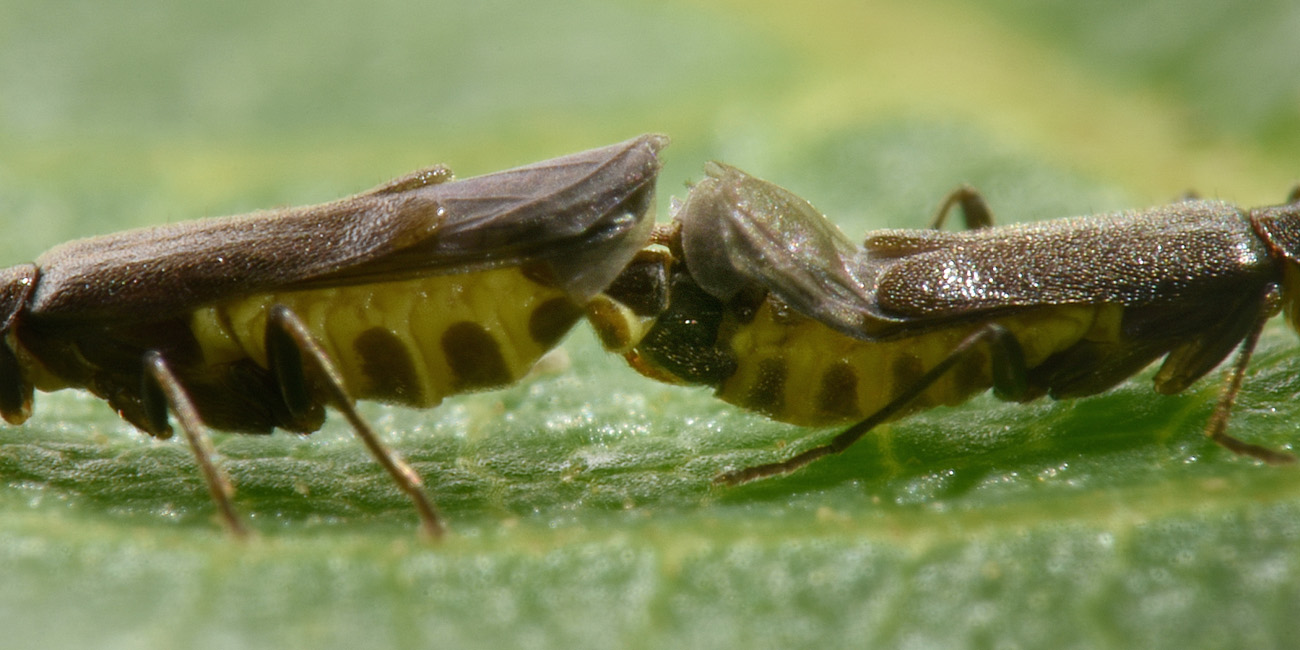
[715,323,1029,485]
[265,305,445,539]
[141,351,250,538]
[264,309,327,430]
[1202,287,1295,465]
[0,342,32,425]
[929,184,995,230]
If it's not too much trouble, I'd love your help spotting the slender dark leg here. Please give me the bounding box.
[266,305,446,539]
[930,184,995,230]
[142,351,250,538]
[1203,288,1295,464]
[0,342,32,425]
[714,323,1030,485]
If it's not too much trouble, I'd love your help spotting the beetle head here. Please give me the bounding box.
[0,264,34,335]
[1250,200,1300,334]
[0,264,36,424]
[1252,201,1300,266]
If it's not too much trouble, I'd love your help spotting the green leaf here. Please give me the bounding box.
[2,1,1300,648]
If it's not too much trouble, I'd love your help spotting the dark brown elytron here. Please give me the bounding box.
[0,134,667,537]
[591,162,1300,485]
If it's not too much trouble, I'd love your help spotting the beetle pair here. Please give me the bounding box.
[3,135,1297,536]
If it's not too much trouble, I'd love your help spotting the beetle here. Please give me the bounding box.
[588,161,1300,485]
[0,134,667,537]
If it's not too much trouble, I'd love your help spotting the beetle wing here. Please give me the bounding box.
[30,134,667,321]
[867,200,1275,320]
[313,134,665,299]
[677,162,890,339]
[676,165,1277,342]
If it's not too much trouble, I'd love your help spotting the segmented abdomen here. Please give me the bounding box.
[189,267,584,407]
[718,301,1121,426]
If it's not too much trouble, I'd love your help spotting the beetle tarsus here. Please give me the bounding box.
[266,305,446,540]
[1207,433,1296,465]
[142,351,251,539]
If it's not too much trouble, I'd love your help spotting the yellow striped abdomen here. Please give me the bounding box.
[188,267,583,408]
[718,301,1123,426]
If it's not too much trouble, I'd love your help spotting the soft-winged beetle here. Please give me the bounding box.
[590,162,1300,485]
[0,134,667,537]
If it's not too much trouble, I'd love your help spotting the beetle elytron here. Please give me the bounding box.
[0,135,666,538]
[590,162,1300,485]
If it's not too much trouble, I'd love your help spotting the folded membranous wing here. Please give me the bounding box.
[30,134,668,321]
[676,162,888,340]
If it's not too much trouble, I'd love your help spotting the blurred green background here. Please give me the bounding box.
[3,0,1300,648]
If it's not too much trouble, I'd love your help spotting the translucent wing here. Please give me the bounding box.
[677,162,887,339]
[32,135,667,320]
[331,134,666,298]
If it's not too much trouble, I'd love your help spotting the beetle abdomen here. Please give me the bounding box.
[717,300,1117,426]
[190,267,582,408]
